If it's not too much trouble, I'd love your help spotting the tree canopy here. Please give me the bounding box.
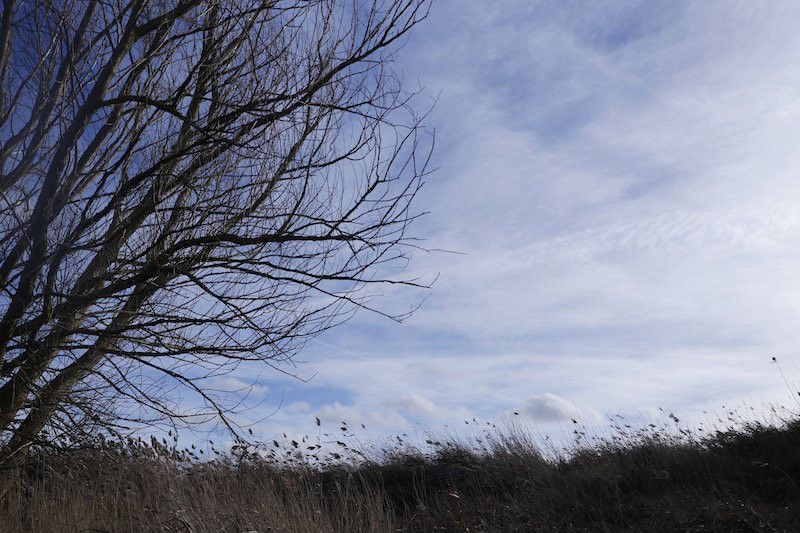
[0,0,432,463]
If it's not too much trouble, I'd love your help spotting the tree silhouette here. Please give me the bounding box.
[0,0,432,467]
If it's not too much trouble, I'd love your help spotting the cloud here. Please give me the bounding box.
[285,401,311,414]
[216,1,800,442]
[382,394,455,420]
[520,394,588,423]
[315,402,409,432]
[210,377,268,396]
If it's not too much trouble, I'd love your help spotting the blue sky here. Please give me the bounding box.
[215,1,800,444]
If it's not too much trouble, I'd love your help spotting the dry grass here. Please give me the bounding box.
[4,416,800,532]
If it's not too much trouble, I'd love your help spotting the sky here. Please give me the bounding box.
[213,1,800,446]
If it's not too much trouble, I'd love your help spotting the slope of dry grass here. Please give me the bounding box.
[3,417,800,532]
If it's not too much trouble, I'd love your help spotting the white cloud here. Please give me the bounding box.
[222,1,800,442]
[382,394,457,420]
[520,394,599,424]
[315,402,409,431]
[210,377,268,396]
[285,401,311,414]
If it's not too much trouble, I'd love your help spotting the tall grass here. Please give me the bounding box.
[3,411,800,532]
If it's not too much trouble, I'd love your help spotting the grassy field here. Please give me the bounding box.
[3,413,800,532]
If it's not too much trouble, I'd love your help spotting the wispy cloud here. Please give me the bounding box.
[227,1,800,441]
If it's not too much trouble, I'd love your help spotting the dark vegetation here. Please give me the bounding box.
[3,414,800,532]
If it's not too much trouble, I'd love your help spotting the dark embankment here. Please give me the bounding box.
[3,418,800,532]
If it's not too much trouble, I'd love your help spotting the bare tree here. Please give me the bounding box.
[0,0,432,468]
